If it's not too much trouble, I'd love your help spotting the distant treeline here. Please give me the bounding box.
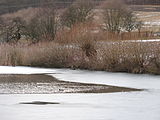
[125,0,160,5]
[0,0,75,15]
[0,0,160,15]
[0,0,103,15]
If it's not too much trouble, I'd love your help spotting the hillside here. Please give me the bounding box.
[1,0,160,15]
[125,0,160,5]
[0,0,75,15]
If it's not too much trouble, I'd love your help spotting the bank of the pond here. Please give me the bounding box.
[1,40,160,75]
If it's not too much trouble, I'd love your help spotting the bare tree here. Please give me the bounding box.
[25,5,59,43]
[0,17,4,42]
[135,21,143,34]
[39,6,59,41]
[61,0,94,28]
[0,17,25,43]
[103,0,127,33]
[123,11,137,32]
[103,0,139,33]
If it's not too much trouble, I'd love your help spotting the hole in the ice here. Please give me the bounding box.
[19,101,60,105]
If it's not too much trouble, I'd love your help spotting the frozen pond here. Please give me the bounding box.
[0,92,160,120]
[0,66,160,120]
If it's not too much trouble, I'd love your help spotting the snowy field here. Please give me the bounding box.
[0,66,160,120]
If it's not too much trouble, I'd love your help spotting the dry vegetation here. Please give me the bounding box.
[1,29,160,74]
[0,0,160,75]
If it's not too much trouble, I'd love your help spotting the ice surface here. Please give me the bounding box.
[0,66,57,74]
[49,69,160,89]
[126,39,160,43]
[144,21,160,26]
[0,92,160,120]
[0,66,160,120]
[1,66,160,89]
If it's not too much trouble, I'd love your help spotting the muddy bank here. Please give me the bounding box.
[0,74,142,94]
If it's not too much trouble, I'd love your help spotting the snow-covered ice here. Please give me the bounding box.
[126,39,160,43]
[0,66,57,74]
[49,68,160,89]
[144,21,160,26]
[1,66,160,89]
[0,66,160,120]
[98,39,160,45]
[0,92,160,120]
